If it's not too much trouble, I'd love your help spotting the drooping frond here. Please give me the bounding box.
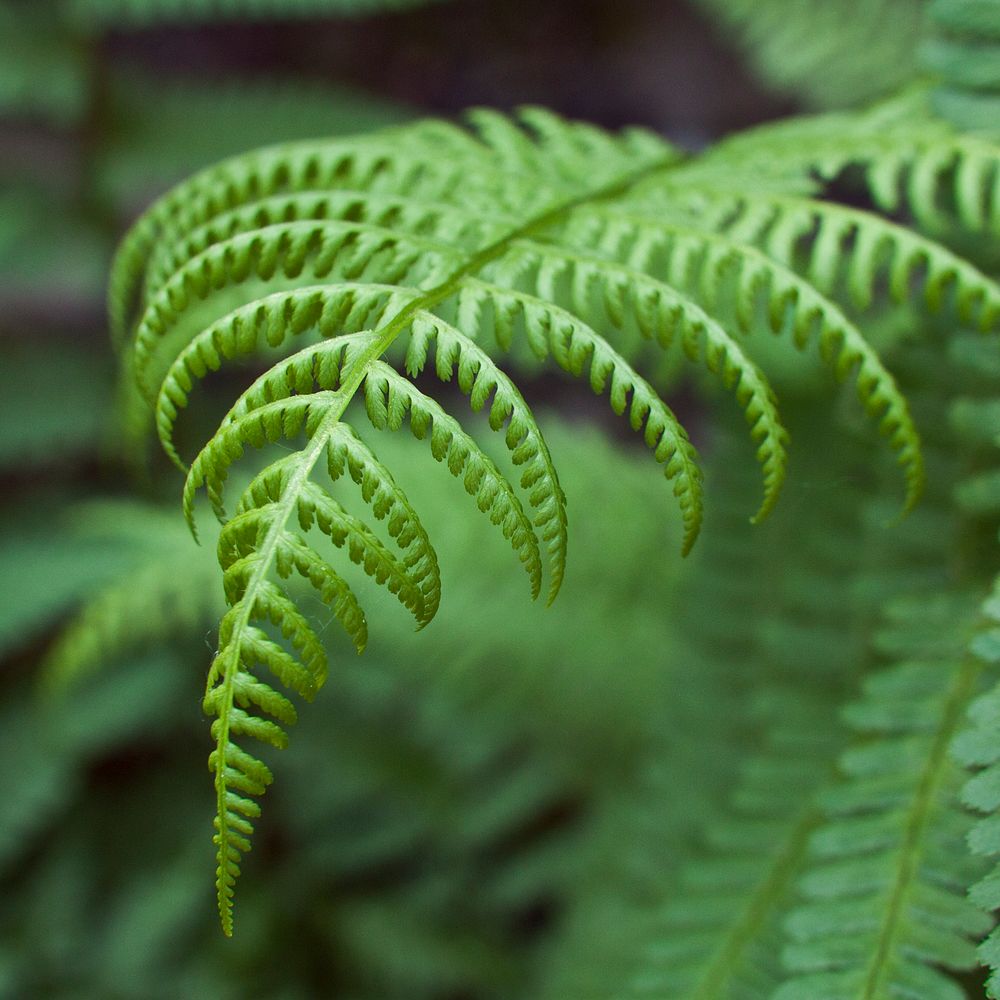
[643,185,1000,329]
[110,105,990,932]
[561,205,929,511]
[464,248,784,526]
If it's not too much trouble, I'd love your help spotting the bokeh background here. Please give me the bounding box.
[0,2,945,997]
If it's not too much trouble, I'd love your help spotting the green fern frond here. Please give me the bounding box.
[706,87,1000,244]
[467,246,785,525]
[648,186,1000,328]
[777,592,992,1000]
[559,207,925,512]
[111,106,988,932]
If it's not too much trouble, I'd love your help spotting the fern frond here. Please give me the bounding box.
[560,208,925,513]
[111,106,986,931]
[152,286,411,465]
[777,593,992,1000]
[402,312,569,601]
[646,186,1000,328]
[706,88,1000,243]
[453,274,705,545]
[130,221,456,396]
[362,360,546,593]
[466,249,780,524]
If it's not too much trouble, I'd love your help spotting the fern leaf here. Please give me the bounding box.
[454,275,706,546]
[142,190,510,298]
[706,88,1000,243]
[403,312,568,602]
[110,107,986,931]
[953,581,1000,998]
[131,220,457,396]
[648,187,1000,329]
[562,209,925,513]
[363,360,545,596]
[777,593,992,1000]
[153,287,408,466]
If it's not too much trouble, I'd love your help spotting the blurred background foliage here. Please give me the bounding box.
[0,1,990,998]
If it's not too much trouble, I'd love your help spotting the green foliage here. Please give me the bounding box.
[96,71,412,211]
[108,84,1000,951]
[689,0,926,109]
[924,0,1000,135]
[0,3,88,126]
[0,416,687,999]
[8,0,1000,994]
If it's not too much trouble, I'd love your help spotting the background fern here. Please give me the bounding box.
[688,0,926,109]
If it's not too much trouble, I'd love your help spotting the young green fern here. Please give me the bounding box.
[112,107,995,934]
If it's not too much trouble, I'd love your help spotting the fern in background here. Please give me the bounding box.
[688,0,926,109]
[923,0,1000,135]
